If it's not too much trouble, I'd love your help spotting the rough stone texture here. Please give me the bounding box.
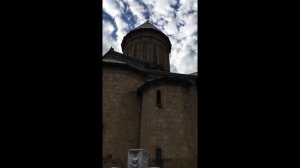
[139,83,197,168]
[102,67,144,168]
[187,84,198,165]
[102,64,197,168]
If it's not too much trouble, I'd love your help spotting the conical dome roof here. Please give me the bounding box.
[134,20,161,32]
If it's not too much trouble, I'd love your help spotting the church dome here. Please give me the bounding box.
[121,20,172,72]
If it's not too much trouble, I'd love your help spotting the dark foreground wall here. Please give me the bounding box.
[140,82,197,168]
[102,67,144,168]
[102,63,197,168]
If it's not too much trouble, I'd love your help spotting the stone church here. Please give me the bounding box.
[102,20,198,168]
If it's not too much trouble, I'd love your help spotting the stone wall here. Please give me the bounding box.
[102,63,197,168]
[102,67,144,168]
[187,83,198,167]
[139,83,197,168]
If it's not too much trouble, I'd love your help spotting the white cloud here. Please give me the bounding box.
[125,0,147,26]
[103,0,130,53]
[103,0,121,18]
[102,20,118,55]
[102,0,198,74]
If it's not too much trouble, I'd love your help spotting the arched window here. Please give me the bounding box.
[155,147,162,168]
[156,90,162,107]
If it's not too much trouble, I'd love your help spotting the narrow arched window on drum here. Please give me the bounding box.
[156,90,162,107]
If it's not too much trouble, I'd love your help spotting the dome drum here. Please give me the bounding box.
[121,22,171,72]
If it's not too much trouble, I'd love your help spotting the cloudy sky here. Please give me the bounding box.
[102,0,197,74]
